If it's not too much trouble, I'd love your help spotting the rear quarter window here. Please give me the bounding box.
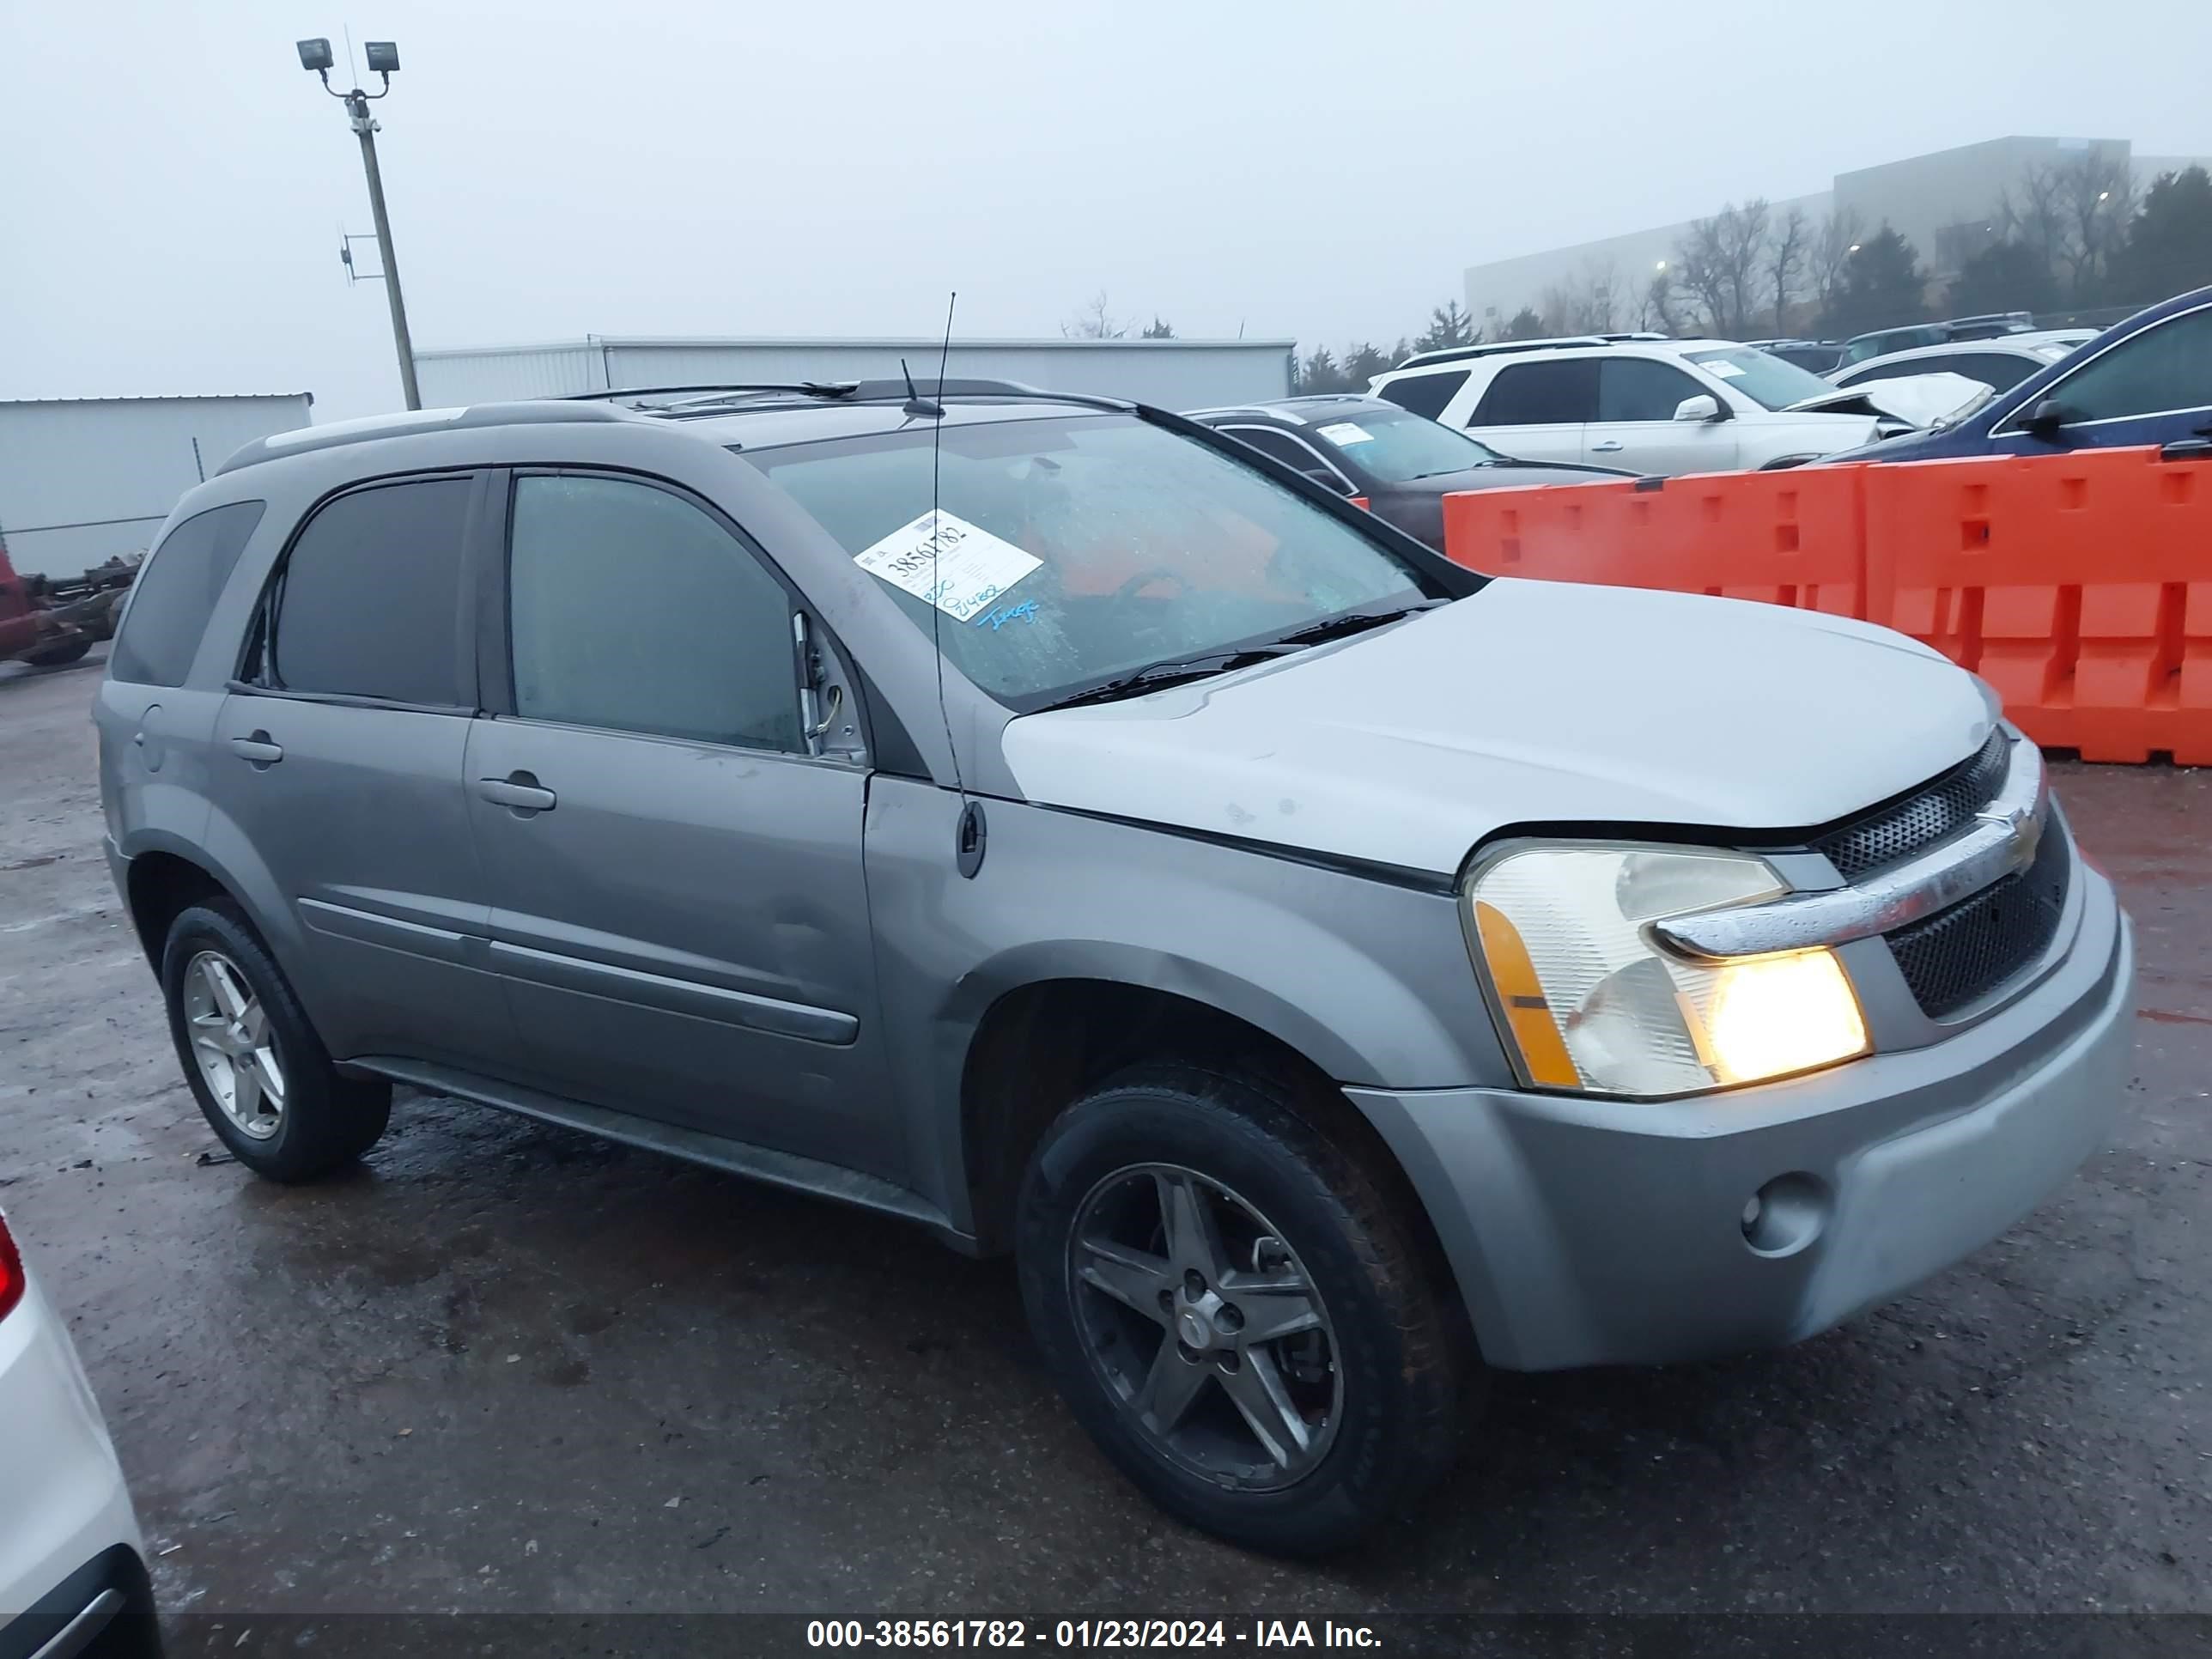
[107,501,267,686]
[1375,369,1471,421]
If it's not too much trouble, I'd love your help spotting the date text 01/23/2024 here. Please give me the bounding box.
[805,1620,1381,1650]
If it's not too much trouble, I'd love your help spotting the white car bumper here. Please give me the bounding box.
[0,1263,151,1655]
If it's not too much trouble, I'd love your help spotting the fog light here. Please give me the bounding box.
[1705,950,1867,1086]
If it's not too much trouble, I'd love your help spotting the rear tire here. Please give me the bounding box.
[1016,1063,1469,1556]
[160,899,391,1182]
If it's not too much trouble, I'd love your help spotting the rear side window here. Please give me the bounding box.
[507,474,801,751]
[108,501,266,685]
[1474,360,1599,426]
[270,477,472,705]
[1375,369,1470,421]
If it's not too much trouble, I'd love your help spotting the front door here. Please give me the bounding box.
[462,470,899,1177]
[209,473,510,1072]
[1584,357,1742,475]
[1992,301,2212,456]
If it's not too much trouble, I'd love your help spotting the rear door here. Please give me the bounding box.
[210,472,511,1070]
[1465,359,1596,464]
[1584,357,1741,475]
[99,501,268,860]
[461,469,900,1175]
[1991,301,2212,454]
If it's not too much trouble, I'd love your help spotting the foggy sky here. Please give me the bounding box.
[4,0,2207,423]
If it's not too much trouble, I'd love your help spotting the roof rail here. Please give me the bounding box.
[215,400,642,477]
[1391,333,1671,373]
[577,377,1058,414]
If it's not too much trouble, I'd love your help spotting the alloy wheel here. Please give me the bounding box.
[1067,1163,1341,1492]
[182,949,286,1140]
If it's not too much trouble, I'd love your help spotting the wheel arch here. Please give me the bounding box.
[951,972,1469,1351]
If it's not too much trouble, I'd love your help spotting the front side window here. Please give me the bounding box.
[740,413,1442,709]
[507,474,801,751]
[2042,307,2212,424]
[109,500,265,686]
[1374,368,1470,421]
[1597,358,1708,422]
[1473,360,1599,426]
[270,477,471,704]
[1681,348,1835,411]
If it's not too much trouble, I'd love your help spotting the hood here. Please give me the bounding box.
[1788,371,1989,429]
[1000,580,1994,877]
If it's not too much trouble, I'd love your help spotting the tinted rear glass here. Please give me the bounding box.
[1375,368,1470,420]
[270,477,472,705]
[108,501,266,685]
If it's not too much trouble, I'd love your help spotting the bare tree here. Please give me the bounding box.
[1639,270,1680,334]
[1060,291,1127,339]
[1765,206,1808,333]
[1996,167,2069,289]
[1807,207,1867,320]
[1672,218,1730,335]
[2056,150,2136,300]
[1674,200,1771,336]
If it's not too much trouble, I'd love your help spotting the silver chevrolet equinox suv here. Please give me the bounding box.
[95,378,2135,1555]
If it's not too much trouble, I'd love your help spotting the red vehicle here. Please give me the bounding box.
[0,542,92,668]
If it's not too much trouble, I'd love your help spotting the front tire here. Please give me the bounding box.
[1016,1064,1468,1556]
[160,900,391,1181]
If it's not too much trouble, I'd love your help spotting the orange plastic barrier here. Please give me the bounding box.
[1442,466,1873,619]
[1866,448,2212,764]
[1442,447,2212,765]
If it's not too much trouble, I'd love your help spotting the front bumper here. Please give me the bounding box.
[1349,866,2134,1371]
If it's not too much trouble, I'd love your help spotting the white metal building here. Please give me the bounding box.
[414,336,1296,410]
[0,395,315,577]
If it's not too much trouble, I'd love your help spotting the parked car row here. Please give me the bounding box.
[1316,285,2209,489]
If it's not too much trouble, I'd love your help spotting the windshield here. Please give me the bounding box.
[1304,408,1506,481]
[739,413,1441,710]
[1683,347,1838,410]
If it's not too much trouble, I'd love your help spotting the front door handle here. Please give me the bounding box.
[229,732,283,766]
[477,773,557,814]
[1589,440,1625,453]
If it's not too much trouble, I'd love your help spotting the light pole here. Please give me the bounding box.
[298,37,421,410]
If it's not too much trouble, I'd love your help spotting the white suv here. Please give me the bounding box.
[1370,336,1917,475]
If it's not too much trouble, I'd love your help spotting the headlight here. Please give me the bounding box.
[1464,843,1869,1097]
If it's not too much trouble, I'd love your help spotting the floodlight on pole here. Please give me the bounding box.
[299,36,421,410]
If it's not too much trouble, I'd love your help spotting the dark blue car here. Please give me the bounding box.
[1829,284,2212,464]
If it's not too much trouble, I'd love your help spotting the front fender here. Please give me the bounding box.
[862,781,1512,1231]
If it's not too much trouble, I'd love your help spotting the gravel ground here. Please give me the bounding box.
[2,646,2206,1650]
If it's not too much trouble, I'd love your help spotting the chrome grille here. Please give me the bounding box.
[1887,823,2071,1018]
[1814,728,2010,880]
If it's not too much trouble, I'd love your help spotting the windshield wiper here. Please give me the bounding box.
[1037,647,1297,711]
[1263,598,1448,649]
[1036,601,1448,712]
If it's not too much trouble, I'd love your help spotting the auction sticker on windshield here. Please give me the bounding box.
[854,508,1043,623]
[1316,422,1375,446]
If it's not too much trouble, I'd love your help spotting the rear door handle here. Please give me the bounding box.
[1589,440,1625,453]
[229,732,283,766]
[477,773,557,814]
